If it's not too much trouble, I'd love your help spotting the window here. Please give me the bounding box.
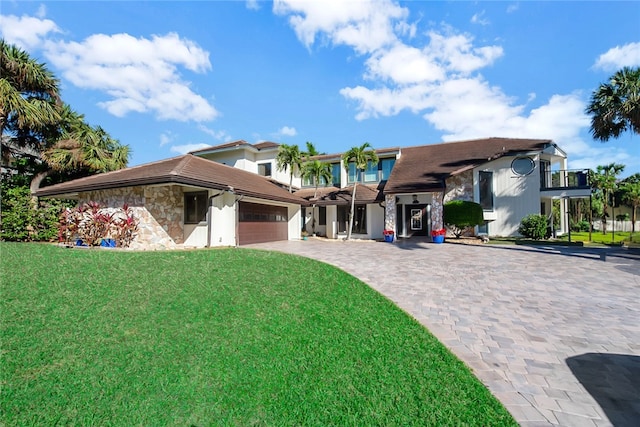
[302,175,312,187]
[479,171,494,211]
[184,191,208,224]
[364,161,378,182]
[511,157,535,176]
[258,162,272,177]
[347,163,358,183]
[380,158,395,181]
[337,204,366,234]
[331,163,341,186]
[318,206,326,225]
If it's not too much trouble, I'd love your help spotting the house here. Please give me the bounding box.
[35,152,306,249]
[35,137,591,249]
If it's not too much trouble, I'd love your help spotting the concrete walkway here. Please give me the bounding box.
[246,239,640,426]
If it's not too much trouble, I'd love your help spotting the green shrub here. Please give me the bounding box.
[518,214,548,240]
[0,182,72,242]
[571,220,591,232]
[443,200,484,238]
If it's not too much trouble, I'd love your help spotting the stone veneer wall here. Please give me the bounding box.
[431,192,443,230]
[384,194,396,231]
[77,185,185,250]
[444,170,473,203]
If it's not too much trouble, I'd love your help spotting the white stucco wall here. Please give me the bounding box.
[209,192,237,246]
[369,203,385,239]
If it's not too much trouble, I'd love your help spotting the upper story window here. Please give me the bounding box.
[479,171,494,211]
[347,158,396,184]
[364,161,378,182]
[258,162,272,177]
[380,158,395,181]
[331,163,341,186]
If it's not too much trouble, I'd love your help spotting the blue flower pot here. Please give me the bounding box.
[101,238,116,248]
[384,234,394,242]
[432,235,445,244]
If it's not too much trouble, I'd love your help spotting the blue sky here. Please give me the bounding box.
[2,1,639,178]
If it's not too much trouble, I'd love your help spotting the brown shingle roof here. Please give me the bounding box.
[384,137,552,194]
[252,141,280,150]
[35,154,308,205]
[294,184,384,206]
[189,140,249,154]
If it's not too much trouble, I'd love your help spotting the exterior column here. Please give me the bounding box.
[431,191,444,229]
[385,194,396,231]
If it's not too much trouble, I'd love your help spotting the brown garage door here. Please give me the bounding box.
[238,201,289,245]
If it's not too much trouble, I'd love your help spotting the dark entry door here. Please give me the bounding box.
[404,204,428,236]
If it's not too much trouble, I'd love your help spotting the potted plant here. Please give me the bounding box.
[431,228,446,244]
[301,230,309,241]
[383,229,395,242]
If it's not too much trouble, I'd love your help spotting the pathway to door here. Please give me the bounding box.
[247,238,640,426]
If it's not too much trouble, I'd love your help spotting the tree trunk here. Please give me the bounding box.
[30,169,51,206]
[347,182,357,240]
[289,172,293,193]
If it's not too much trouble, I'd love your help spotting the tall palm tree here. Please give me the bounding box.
[1,40,61,161]
[341,142,378,240]
[301,160,332,235]
[586,66,640,141]
[590,163,625,234]
[275,143,302,193]
[30,107,130,196]
[620,173,640,234]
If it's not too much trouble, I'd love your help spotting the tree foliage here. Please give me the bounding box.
[443,200,483,238]
[341,142,378,240]
[589,163,625,233]
[586,66,640,141]
[620,173,640,233]
[275,144,302,193]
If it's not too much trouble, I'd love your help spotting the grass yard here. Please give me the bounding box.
[558,231,632,245]
[1,242,515,426]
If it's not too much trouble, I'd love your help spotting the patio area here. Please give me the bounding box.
[247,238,640,426]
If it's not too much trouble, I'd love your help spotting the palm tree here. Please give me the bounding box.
[301,160,332,235]
[590,163,625,234]
[30,107,130,196]
[275,143,302,193]
[586,66,640,141]
[1,40,61,161]
[341,142,378,240]
[620,173,640,234]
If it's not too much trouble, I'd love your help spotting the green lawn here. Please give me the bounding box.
[558,231,632,245]
[0,243,515,426]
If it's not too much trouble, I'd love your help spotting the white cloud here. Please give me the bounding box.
[471,11,490,26]
[170,143,211,154]
[277,126,297,136]
[506,3,519,14]
[0,14,61,49]
[43,32,218,122]
[159,131,175,147]
[273,0,408,53]
[593,42,640,71]
[246,0,260,11]
[198,124,231,141]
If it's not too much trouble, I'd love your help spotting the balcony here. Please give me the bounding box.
[540,169,591,199]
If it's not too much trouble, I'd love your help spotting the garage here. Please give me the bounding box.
[238,201,289,245]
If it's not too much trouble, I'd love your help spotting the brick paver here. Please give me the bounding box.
[247,238,640,426]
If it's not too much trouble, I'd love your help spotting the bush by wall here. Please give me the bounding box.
[518,214,548,240]
[443,200,484,238]
[0,182,72,242]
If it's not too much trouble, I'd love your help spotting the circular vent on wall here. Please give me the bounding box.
[511,157,535,176]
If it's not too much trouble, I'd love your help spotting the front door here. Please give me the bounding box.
[404,204,428,236]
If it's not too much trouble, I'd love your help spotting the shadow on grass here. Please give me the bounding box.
[566,353,640,427]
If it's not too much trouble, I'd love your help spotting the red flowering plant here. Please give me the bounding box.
[431,228,446,237]
[383,229,395,236]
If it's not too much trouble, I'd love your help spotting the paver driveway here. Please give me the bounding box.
[247,239,640,426]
